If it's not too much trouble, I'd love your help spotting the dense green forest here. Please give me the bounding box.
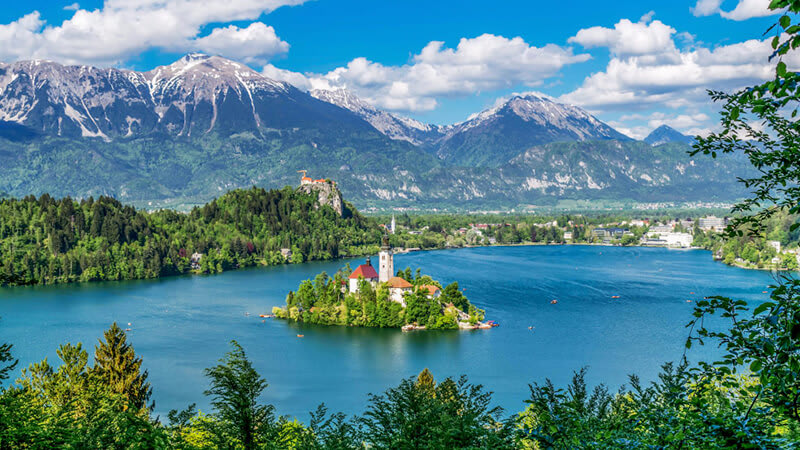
[0,187,383,286]
[273,266,483,329]
[1,186,795,289]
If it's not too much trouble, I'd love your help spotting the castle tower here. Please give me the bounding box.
[378,233,393,283]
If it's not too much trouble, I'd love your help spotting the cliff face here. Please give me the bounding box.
[297,181,346,216]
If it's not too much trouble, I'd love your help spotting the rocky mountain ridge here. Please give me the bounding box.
[0,54,749,210]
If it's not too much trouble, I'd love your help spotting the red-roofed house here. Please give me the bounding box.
[387,276,413,306]
[349,257,379,293]
[419,285,441,299]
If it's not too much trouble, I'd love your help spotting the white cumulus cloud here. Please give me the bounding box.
[562,15,800,139]
[691,0,781,21]
[267,33,590,112]
[0,0,306,65]
[192,23,288,65]
[561,16,789,112]
[568,14,676,58]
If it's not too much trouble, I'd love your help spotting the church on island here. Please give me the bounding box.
[348,234,415,306]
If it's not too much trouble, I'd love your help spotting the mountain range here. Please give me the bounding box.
[0,54,749,210]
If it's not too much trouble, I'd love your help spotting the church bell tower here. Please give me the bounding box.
[378,233,393,283]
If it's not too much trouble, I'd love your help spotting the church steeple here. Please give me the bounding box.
[378,232,393,283]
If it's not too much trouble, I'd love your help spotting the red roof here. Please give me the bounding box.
[301,176,312,182]
[349,264,379,280]
[387,276,413,288]
[419,285,440,296]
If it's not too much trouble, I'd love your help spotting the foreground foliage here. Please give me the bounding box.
[1,327,797,449]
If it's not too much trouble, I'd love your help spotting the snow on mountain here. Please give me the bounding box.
[451,92,628,140]
[309,88,442,146]
[643,124,695,146]
[0,54,364,139]
[0,55,631,167]
[431,93,632,166]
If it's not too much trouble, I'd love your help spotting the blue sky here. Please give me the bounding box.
[0,0,786,137]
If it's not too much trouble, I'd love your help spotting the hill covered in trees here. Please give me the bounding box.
[274,267,483,329]
[0,186,381,286]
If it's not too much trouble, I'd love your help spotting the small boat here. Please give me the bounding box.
[690,292,695,295]
[296,334,304,338]
[550,299,558,304]
[259,314,269,318]
[762,291,768,294]
[686,300,693,303]
[611,295,620,299]
[125,328,132,331]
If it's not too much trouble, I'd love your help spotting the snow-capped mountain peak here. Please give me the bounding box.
[310,88,442,145]
[643,124,695,146]
[0,54,345,139]
[457,92,618,140]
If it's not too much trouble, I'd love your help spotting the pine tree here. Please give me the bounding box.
[416,368,436,396]
[204,340,274,450]
[92,322,153,411]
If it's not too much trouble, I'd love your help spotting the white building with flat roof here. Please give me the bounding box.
[699,216,726,231]
[645,231,693,248]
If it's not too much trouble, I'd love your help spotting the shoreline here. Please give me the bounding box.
[402,241,797,273]
[3,240,793,290]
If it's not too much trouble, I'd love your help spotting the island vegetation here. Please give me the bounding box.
[273,266,484,330]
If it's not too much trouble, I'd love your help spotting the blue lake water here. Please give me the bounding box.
[0,245,777,420]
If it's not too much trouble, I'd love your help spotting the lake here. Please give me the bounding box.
[0,245,776,420]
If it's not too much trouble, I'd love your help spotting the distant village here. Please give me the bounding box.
[204,172,798,275]
[386,214,800,271]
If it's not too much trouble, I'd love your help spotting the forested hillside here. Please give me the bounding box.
[0,187,381,286]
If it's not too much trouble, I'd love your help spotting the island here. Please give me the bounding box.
[272,235,491,330]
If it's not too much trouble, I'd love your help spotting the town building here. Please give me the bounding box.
[387,276,413,306]
[190,252,203,270]
[348,257,379,293]
[592,227,630,240]
[649,225,673,233]
[644,231,693,248]
[699,216,727,231]
[419,285,441,299]
[768,240,782,254]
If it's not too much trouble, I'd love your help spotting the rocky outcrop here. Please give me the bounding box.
[297,181,345,216]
